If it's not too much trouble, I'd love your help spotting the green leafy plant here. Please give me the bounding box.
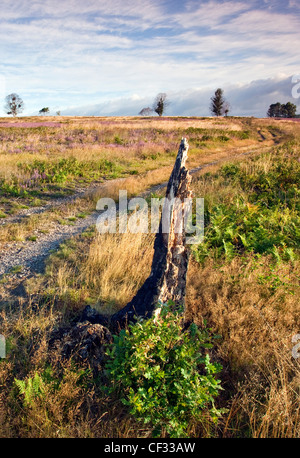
[114,135,124,145]
[17,157,119,186]
[27,235,37,241]
[193,146,300,264]
[0,176,28,197]
[105,303,224,438]
[220,163,240,179]
[9,265,23,274]
[15,372,46,407]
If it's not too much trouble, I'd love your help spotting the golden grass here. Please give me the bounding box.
[80,232,155,312]
[41,230,155,316]
[92,167,171,201]
[185,255,300,438]
[0,115,244,130]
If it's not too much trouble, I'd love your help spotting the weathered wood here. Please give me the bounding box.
[50,139,193,358]
[111,138,192,328]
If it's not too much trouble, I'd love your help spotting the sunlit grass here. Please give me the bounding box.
[0,116,299,438]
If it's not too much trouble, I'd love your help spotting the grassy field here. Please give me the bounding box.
[0,116,299,438]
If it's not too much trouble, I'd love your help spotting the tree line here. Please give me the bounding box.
[3,90,298,118]
[139,89,298,118]
[267,101,297,118]
[139,89,231,117]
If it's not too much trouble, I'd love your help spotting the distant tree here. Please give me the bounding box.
[283,101,297,118]
[153,93,169,116]
[267,101,297,118]
[39,107,49,115]
[4,93,24,117]
[56,110,61,116]
[267,102,282,117]
[139,107,153,116]
[223,101,231,117]
[210,88,227,117]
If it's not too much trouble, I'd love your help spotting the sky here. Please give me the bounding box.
[0,0,299,117]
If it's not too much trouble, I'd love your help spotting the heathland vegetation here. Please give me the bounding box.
[0,115,299,437]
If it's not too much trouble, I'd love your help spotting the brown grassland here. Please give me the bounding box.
[0,115,299,438]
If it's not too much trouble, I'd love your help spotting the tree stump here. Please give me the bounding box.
[111,138,192,328]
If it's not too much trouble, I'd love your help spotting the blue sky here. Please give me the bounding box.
[0,0,299,116]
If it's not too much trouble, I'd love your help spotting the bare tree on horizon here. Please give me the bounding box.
[4,93,24,117]
[153,93,170,116]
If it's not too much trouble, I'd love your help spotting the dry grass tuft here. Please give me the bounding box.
[185,256,300,437]
[79,232,155,313]
[42,231,155,316]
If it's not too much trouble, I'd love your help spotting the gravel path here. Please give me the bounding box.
[0,177,129,278]
[0,212,99,277]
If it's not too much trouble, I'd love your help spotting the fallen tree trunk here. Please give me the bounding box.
[111,138,192,328]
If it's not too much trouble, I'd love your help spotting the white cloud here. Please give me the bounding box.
[0,1,299,116]
[59,74,299,118]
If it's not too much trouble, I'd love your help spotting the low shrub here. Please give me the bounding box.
[105,303,224,438]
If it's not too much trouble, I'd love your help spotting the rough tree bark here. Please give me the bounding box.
[111,137,192,328]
